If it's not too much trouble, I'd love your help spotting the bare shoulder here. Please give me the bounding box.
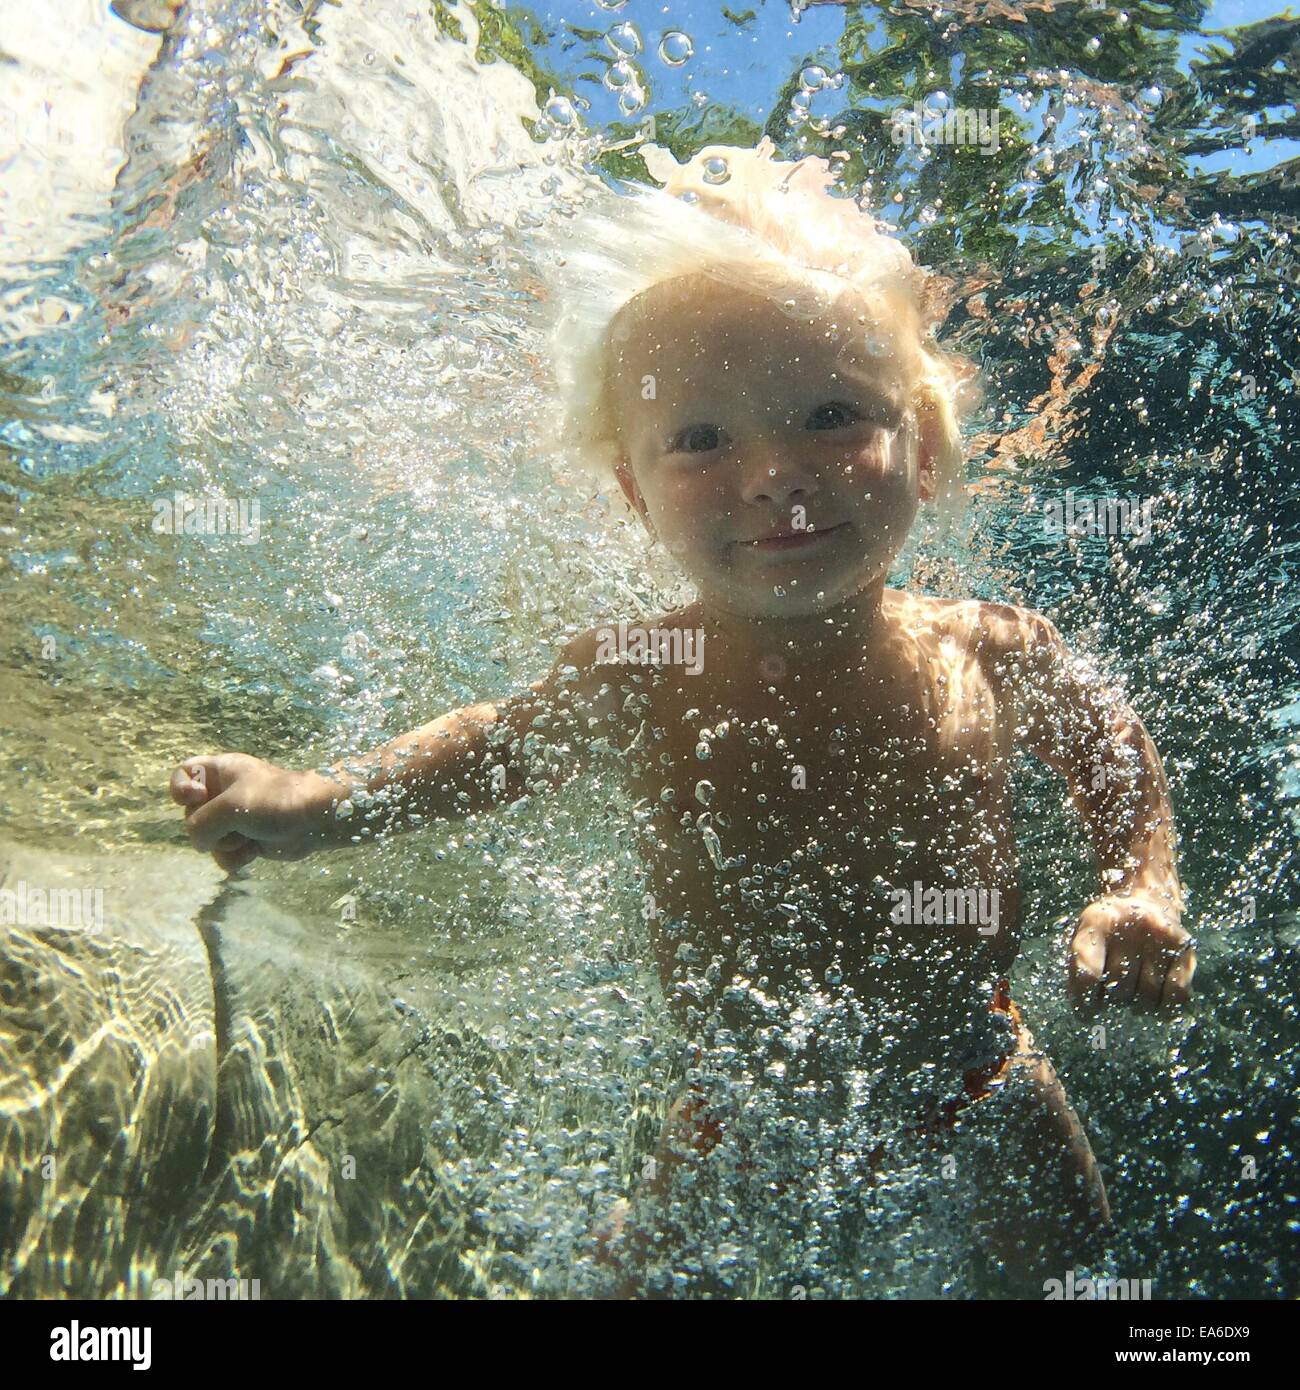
[883,590,1050,648]
[964,600,1074,703]
[970,599,1064,662]
[884,589,1066,680]
[536,623,632,717]
[530,612,691,731]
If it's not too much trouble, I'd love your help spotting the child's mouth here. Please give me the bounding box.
[736,522,849,554]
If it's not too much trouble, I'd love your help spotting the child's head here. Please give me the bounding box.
[542,137,971,618]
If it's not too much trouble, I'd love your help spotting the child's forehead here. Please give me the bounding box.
[605,273,914,393]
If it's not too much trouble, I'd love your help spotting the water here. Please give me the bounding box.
[0,0,1296,1298]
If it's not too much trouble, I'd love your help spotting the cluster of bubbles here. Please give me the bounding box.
[788,62,847,133]
[539,17,695,135]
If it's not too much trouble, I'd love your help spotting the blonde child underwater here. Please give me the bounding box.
[170,137,1194,1295]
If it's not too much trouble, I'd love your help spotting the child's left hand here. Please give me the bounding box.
[1068,889,1196,1009]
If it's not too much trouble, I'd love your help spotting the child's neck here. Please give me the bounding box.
[686,580,892,708]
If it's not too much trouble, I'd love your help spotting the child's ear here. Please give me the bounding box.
[914,401,940,504]
[613,453,656,538]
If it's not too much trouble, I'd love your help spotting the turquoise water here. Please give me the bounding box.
[0,0,1296,1297]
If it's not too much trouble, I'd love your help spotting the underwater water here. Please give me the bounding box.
[0,0,1296,1298]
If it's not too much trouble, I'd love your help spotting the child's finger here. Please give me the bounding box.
[184,791,238,852]
[1137,950,1167,1006]
[213,840,260,873]
[170,763,211,806]
[1161,942,1196,1006]
[171,761,237,806]
[1103,938,1143,1004]
[1068,922,1106,1009]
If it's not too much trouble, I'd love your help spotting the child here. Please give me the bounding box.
[170,138,1194,1294]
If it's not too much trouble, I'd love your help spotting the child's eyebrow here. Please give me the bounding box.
[645,366,912,408]
[651,378,906,426]
[824,378,906,418]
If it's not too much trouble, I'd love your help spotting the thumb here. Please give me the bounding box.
[170,761,212,807]
[1069,913,1107,1010]
[171,754,245,806]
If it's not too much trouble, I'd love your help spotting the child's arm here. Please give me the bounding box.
[170,629,628,872]
[980,604,1195,1009]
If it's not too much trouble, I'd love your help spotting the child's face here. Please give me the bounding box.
[606,273,934,619]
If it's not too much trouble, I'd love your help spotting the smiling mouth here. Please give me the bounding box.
[737,522,849,552]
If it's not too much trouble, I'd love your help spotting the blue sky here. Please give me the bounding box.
[534,0,1297,175]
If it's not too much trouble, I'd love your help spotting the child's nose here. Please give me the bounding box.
[736,439,819,506]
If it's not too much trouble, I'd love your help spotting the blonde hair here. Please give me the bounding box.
[537,137,971,520]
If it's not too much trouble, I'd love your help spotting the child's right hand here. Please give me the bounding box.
[170,753,342,871]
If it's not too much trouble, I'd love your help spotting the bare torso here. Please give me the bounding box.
[558,589,1118,1265]
[576,590,1027,1092]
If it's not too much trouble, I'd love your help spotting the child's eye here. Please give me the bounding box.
[668,424,724,453]
[806,401,865,430]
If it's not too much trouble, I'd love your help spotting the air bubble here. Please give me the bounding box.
[702,155,731,185]
[619,85,647,116]
[659,31,693,65]
[604,60,636,92]
[607,21,642,55]
[544,94,576,126]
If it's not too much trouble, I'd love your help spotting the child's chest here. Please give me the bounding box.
[612,639,1022,1043]
[628,644,1006,852]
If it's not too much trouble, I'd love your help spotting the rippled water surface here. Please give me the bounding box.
[1,0,1297,1298]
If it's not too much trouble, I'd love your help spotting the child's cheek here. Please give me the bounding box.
[657,473,726,537]
[843,436,908,504]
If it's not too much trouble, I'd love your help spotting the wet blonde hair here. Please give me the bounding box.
[538,137,970,520]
